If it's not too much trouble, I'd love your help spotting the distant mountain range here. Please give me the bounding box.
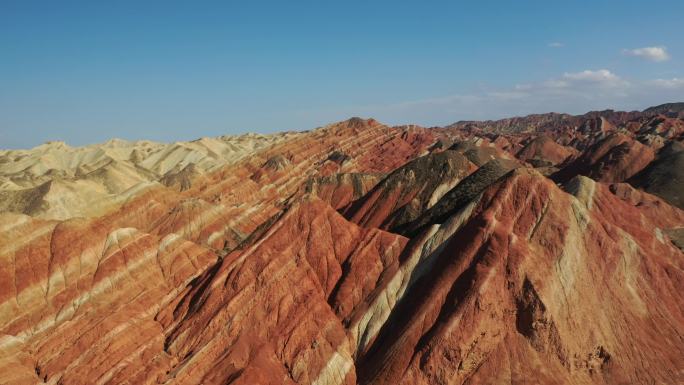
[0,103,683,385]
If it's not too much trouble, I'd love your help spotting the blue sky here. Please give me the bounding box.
[2,1,683,148]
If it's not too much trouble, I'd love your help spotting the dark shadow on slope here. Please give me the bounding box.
[396,159,519,237]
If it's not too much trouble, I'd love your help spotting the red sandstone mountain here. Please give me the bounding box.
[0,106,683,384]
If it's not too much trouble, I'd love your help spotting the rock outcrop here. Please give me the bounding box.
[629,141,684,209]
[346,151,476,231]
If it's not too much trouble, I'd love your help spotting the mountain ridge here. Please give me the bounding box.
[0,105,682,384]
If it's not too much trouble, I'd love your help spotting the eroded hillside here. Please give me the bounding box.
[0,109,683,384]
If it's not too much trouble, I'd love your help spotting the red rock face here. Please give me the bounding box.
[1,110,683,385]
[516,135,577,166]
[553,133,655,183]
[306,173,383,211]
[157,198,407,384]
[357,170,684,385]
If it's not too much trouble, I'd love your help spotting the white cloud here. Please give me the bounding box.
[622,46,670,62]
[548,42,564,48]
[301,69,682,126]
[650,77,684,89]
[550,69,631,90]
[343,69,632,121]
[562,69,620,83]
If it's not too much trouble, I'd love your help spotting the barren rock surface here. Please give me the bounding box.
[0,108,683,384]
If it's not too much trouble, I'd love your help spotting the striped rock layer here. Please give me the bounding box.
[1,110,683,385]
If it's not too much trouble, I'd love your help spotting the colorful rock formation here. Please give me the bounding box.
[0,106,683,384]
